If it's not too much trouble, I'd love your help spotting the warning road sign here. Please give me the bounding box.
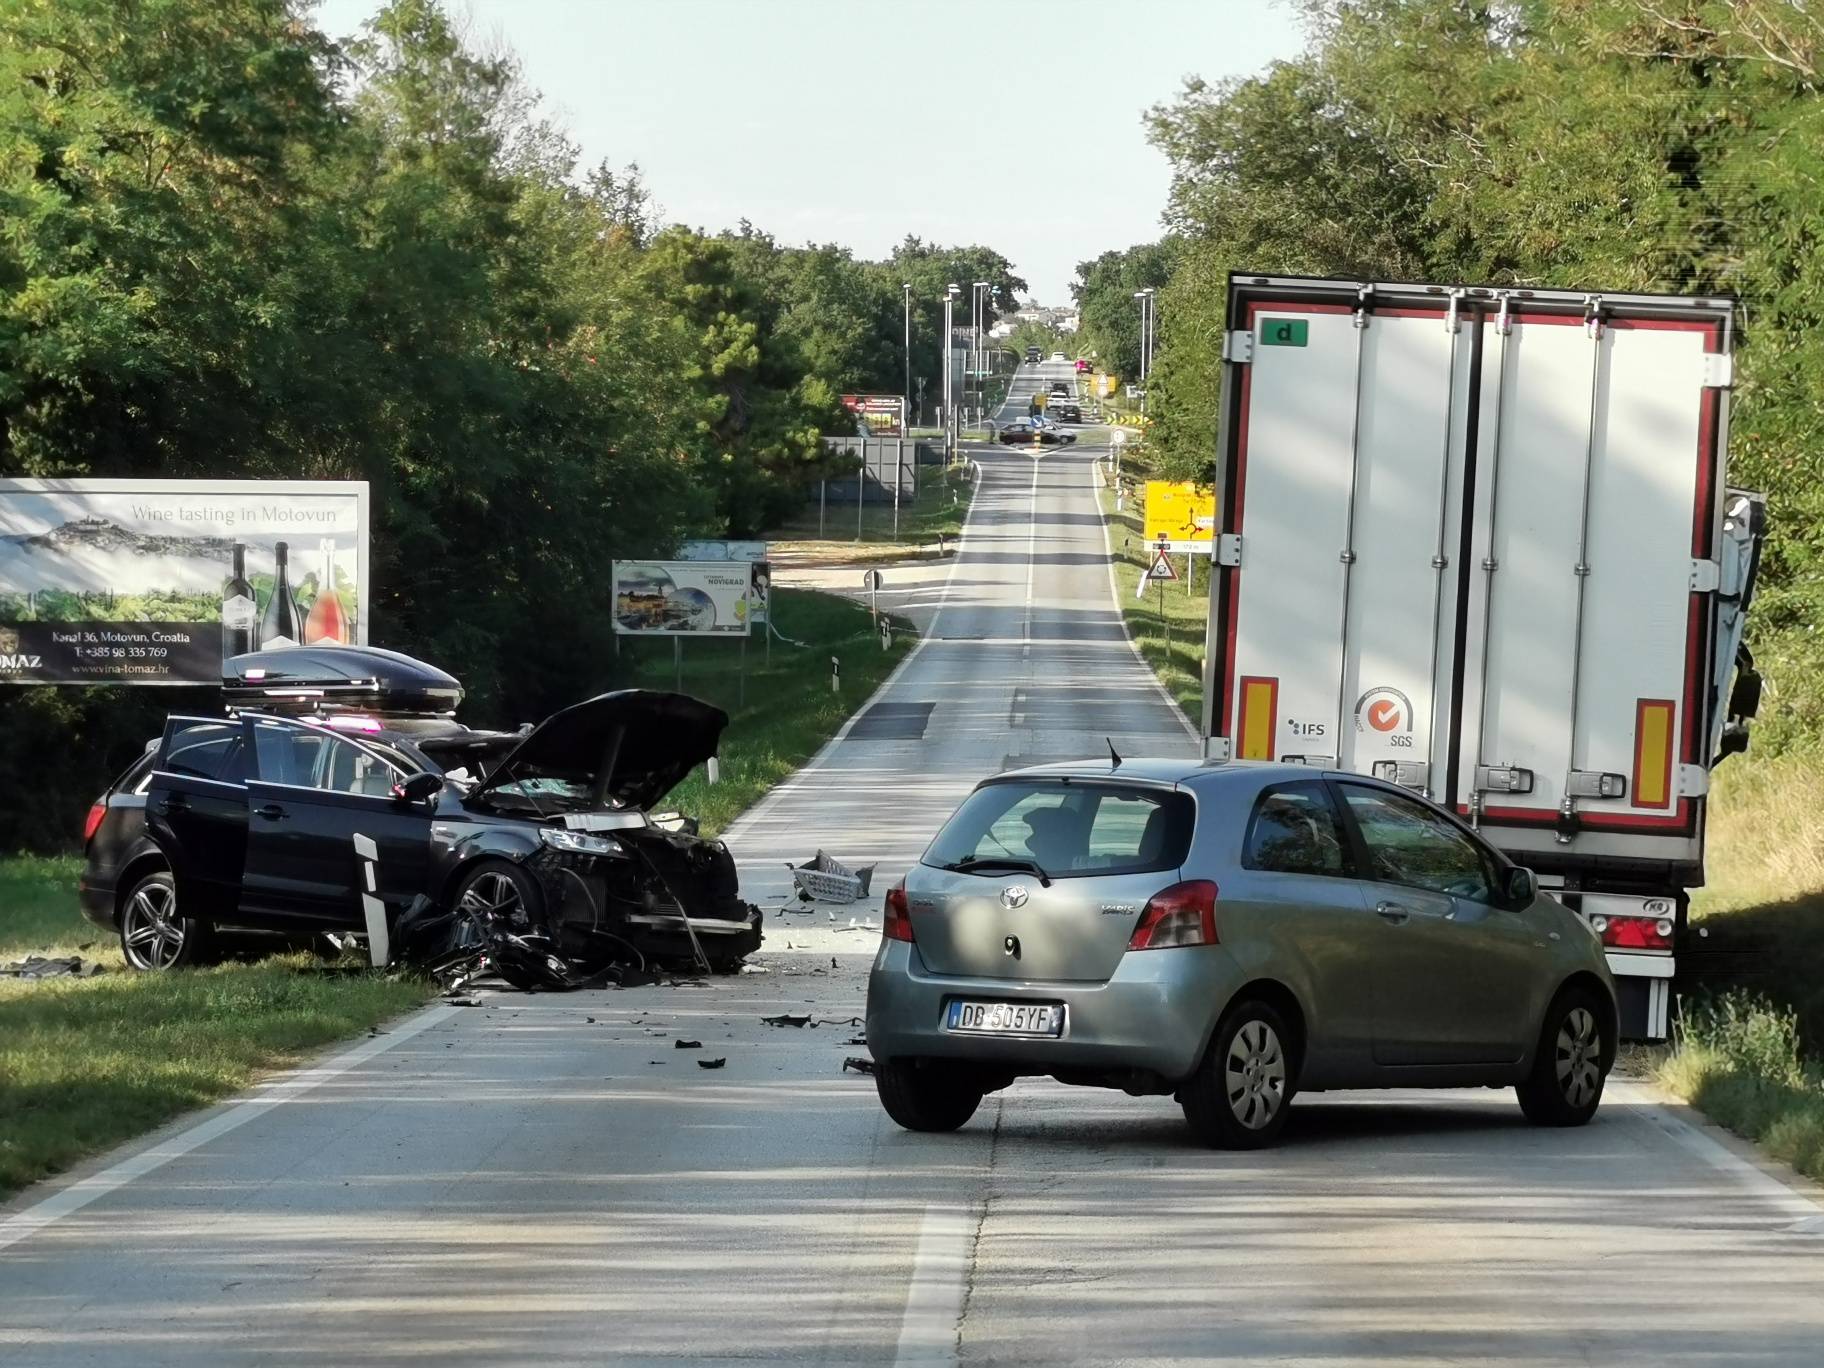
[1146,550,1178,582]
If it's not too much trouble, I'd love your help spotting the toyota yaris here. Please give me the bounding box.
[866,760,1616,1148]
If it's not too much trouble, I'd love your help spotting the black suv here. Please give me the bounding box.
[80,646,762,973]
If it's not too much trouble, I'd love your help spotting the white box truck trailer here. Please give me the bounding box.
[1199,275,1765,1040]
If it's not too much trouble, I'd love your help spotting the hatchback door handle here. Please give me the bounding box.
[156,796,188,815]
[1375,901,1411,924]
[254,804,288,821]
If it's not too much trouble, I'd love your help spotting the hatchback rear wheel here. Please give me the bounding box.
[875,1058,983,1133]
[119,870,208,971]
[1517,987,1612,1126]
[1182,997,1296,1149]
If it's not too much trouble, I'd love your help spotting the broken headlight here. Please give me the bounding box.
[539,827,627,857]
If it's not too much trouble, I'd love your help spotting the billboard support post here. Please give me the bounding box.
[819,480,826,539]
[893,437,903,539]
[857,438,865,541]
[673,636,682,693]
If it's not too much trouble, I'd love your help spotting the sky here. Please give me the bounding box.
[310,0,1308,304]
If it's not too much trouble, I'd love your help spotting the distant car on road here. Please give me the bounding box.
[866,760,1617,1148]
[1051,402,1082,423]
[996,420,1076,447]
[1025,346,1041,364]
[81,646,761,974]
[1048,381,1070,398]
[1075,359,1091,373]
[1050,351,1067,362]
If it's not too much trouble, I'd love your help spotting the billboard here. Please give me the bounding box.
[611,560,752,636]
[1144,481,1217,550]
[840,394,907,439]
[0,479,369,685]
[677,540,770,625]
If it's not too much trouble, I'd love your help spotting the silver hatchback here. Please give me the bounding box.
[865,759,1617,1148]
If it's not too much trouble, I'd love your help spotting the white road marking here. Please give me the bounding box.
[1618,1085,1824,1228]
[893,1203,973,1365]
[0,1003,459,1252]
[1090,456,1202,742]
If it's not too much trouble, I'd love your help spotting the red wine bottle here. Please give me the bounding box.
[304,539,349,645]
[259,541,303,650]
[222,542,259,658]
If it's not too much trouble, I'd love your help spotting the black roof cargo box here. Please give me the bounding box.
[223,645,463,717]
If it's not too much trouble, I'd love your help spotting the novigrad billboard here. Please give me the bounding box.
[0,478,370,685]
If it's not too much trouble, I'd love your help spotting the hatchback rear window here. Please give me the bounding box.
[923,780,1193,879]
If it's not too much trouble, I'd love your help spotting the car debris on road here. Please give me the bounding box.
[787,849,875,904]
[0,955,106,980]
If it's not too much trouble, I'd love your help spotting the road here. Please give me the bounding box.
[5,360,1823,1365]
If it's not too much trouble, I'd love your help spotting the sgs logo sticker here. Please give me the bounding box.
[1355,686,1414,747]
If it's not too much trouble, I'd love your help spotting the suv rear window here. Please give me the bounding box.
[923,780,1193,879]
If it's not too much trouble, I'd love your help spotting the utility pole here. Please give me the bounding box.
[902,282,912,429]
[943,283,960,460]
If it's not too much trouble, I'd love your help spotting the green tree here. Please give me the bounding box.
[1072,241,1177,380]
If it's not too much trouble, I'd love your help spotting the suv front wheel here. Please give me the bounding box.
[119,869,210,971]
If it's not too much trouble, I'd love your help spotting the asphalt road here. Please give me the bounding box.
[5,361,1823,1365]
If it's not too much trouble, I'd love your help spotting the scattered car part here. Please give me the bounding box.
[788,849,875,904]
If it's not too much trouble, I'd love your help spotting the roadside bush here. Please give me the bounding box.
[1661,990,1824,1184]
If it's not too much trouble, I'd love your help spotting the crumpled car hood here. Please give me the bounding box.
[471,690,727,812]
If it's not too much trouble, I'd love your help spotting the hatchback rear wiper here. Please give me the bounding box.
[943,856,1052,887]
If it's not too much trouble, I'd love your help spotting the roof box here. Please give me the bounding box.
[222,645,463,717]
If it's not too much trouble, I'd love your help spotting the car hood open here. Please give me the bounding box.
[470,690,728,812]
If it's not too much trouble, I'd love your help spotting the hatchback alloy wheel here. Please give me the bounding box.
[1555,1007,1602,1109]
[1225,1019,1288,1130]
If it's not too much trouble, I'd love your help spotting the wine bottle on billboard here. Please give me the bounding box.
[304,538,349,645]
[259,541,303,650]
[222,542,259,658]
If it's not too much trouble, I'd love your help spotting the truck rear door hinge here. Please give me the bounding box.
[1223,330,1255,364]
[1690,559,1721,592]
[1701,353,1735,389]
[1679,764,1711,798]
[1217,533,1243,567]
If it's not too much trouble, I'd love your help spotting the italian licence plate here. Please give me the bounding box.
[946,1000,1063,1036]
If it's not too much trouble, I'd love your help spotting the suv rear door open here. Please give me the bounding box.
[145,717,251,922]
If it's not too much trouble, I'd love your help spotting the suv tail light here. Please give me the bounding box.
[1587,913,1673,951]
[1128,880,1219,950]
[883,880,914,943]
[83,801,107,845]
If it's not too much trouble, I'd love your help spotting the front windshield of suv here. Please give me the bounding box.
[923,779,1194,879]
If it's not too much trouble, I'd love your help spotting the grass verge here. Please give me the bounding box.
[1095,464,1209,724]
[766,462,974,567]
[0,586,911,1198]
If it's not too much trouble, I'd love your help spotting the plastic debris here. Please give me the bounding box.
[698,1057,727,1070]
[842,1057,875,1075]
[674,1038,702,1049]
[0,955,104,980]
[787,849,876,904]
[762,1013,812,1028]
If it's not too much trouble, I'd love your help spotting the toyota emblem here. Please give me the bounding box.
[1000,885,1031,909]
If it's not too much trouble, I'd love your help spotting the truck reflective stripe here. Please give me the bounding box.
[1237,676,1279,760]
[1634,700,1676,810]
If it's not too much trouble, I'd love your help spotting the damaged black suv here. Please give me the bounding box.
[79,646,762,977]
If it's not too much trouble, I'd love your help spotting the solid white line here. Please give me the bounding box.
[1618,1086,1824,1227]
[1091,455,1202,743]
[893,1203,972,1364]
[0,1003,460,1253]
[718,451,994,852]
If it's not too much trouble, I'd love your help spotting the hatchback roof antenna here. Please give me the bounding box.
[1107,738,1122,770]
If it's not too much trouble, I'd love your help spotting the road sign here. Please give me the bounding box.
[1146,550,1178,582]
[1144,481,1217,546]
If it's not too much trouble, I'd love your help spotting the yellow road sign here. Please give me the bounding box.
[1144,481,1217,545]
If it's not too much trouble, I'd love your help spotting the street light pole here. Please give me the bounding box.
[1134,288,1157,414]
[943,283,960,459]
[902,282,912,428]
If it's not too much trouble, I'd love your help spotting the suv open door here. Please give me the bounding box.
[145,716,252,923]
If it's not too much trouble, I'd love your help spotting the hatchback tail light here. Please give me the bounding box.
[883,880,914,943]
[82,801,107,845]
[1587,913,1673,951]
[1128,880,1219,950]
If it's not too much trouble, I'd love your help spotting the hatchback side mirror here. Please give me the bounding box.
[1504,865,1537,908]
[394,771,443,804]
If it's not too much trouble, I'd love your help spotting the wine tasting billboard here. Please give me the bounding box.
[0,479,370,685]
[611,560,752,636]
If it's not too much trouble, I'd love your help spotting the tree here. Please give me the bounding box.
[1072,241,1177,381]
